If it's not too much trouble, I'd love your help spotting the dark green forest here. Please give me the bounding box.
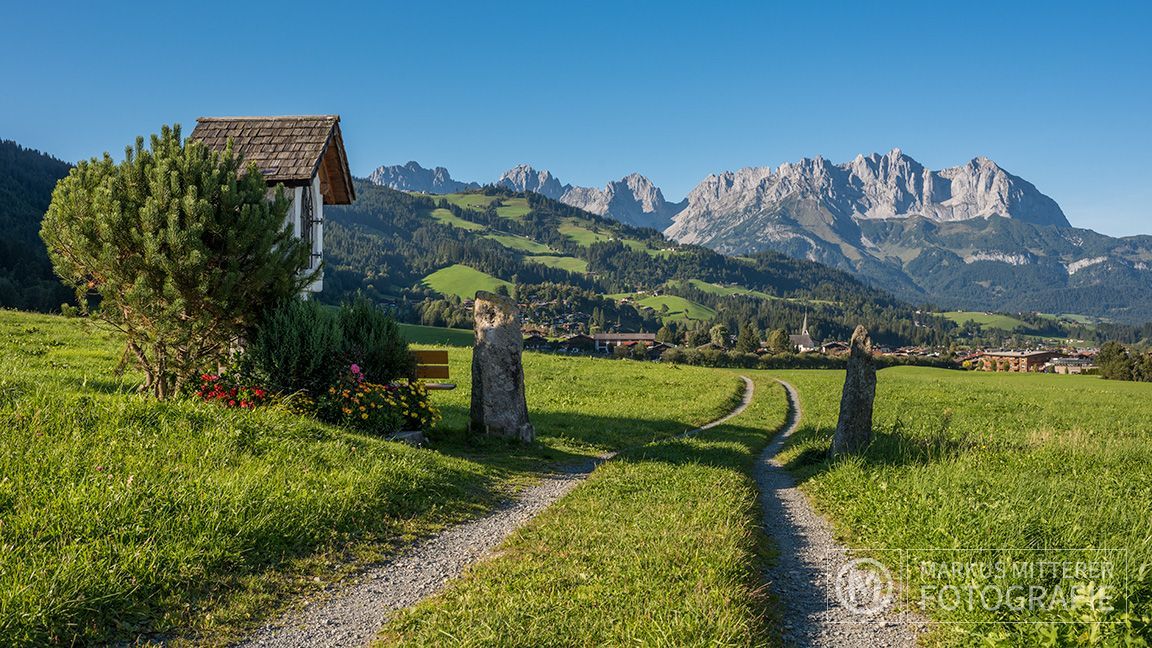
[0,140,74,311]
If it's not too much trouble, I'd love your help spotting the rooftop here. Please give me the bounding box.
[592,333,657,341]
[189,115,354,204]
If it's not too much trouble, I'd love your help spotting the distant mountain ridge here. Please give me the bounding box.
[367,161,479,194]
[367,161,683,230]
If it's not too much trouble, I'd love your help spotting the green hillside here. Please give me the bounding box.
[942,311,1030,331]
[526,255,589,273]
[422,264,512,299]
[429,207,485,231]
[673,279,775,300]
[319,184,961,346]
[609,293,717,323]
[397,322,474,346]
[484,233,555,254]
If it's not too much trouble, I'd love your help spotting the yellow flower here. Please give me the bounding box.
[361,413,368,420]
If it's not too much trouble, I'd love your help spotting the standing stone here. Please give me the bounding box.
[469,291,535,442]
[830,325,876,457]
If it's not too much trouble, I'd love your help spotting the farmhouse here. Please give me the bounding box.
[980,350,1063,373]
[557,333,595,353]
[189,115,354,293]
[592,332,657,353]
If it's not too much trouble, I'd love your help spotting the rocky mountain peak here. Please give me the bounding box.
[366,161,479,194]
[669,150,1069,247]
[496,164,570,200]
[560,173,686,231]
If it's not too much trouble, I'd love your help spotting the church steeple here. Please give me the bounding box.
[801,312,809,336]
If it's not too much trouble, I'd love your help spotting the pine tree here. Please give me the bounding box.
[41,125,311,398]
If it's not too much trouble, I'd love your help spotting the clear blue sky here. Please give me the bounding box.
[3,1,1149,236]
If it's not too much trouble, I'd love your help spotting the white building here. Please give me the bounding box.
[189,115,354,293]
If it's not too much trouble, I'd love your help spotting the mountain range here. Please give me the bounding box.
[368,153,1152,322]
[369,161,684,230]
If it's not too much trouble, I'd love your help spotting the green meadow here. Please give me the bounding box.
[607,293,717,322]
[941,311,1031,331]
[0,309,743,645]
[397,323,473,347]
[675,278,776,300]
[427,207,485,231]
[483,233,555,254]
[526,254,589,273]
[558,221,613,246]
[773,367,1152,645]
[429,193,531,220]
[421,264,512,299]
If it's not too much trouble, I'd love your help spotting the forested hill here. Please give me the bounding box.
[0,140,73,311]
[323,182,955,347]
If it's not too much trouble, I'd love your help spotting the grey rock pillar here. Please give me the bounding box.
[470,291,535,442]
[830,325,876,457]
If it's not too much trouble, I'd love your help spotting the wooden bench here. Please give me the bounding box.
[412,350,456,390]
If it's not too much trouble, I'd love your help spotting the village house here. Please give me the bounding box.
[820,341,850,355]
[557,333,595,354]
[592,332,657,354]
[189,115,354,293]
[523,333,551,351]
[979,350,1063,373]
[1049,357,1097,375]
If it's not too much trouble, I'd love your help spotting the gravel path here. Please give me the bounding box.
[757,380,925,647]
[236,376,755,648]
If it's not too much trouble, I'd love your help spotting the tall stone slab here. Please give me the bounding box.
[830,325,876,457]
[470,291,535,442]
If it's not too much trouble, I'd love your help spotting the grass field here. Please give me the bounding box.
[558,221,613,246]
[429,193,498,212]
[427,207,485,231]
[379,374,789,646]
[773,367,1152,644]
[0,309,745,645]
[421,264,512,299]
[525,254,589,273]
[493,198,531,219]
[941,311,1031,331]
[397,323,473,347]
[483,233,555,254]
[608,293,717,322]
[429,194,531,220]
[674,278,776,300]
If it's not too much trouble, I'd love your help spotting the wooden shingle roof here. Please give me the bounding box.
[190,115,354,204]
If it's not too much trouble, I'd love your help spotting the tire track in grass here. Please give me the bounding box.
[235,376,754,648]
[757,380,925,647]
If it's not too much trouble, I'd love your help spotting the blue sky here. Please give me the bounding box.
[3,1,1149,236]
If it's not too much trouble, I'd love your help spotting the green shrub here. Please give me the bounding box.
[241,299,343,395]
[338,296,413,383]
